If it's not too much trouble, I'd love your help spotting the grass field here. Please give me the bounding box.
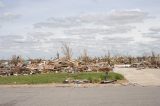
[0,72,124,84]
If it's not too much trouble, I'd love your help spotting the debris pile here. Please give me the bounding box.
[1,51,160,76]
[0,56,113,76]
[63,79,90,84]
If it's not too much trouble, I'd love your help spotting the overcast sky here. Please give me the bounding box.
[0,0,160,59]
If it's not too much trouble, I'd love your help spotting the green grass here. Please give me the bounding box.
[0,72,124,84]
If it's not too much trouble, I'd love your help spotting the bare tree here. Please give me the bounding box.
[107,50,111,65]
[81,49,90,64]
[10,55,23,74]
[151,51,156,66]
[61,42,72,60]
[56,51,60,59]
[10,55,23,66]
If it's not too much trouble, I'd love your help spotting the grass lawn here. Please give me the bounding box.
[0,72,124,84]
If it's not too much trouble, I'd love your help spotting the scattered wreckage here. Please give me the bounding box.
[0,58,113,76]
[63,79,90,84]
[1,53,160,76]
[130,61,160,69]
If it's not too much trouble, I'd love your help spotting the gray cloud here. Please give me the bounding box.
[64,25,135,38]
[32,9,148,55]
[143,27,160,40]
[0,35,25,45]
[0,11,21,29]
[150,27,160,33]
[0,12,21,22]
[136,41,160,53]
[0,9,156,58]
[32,9,149,53]
[102,37,134,44]
[0,35,24,42]
[140,27,160,54]
[0,32,159,58]
[79,9,149,26]
[28,32,55,40]
[0,35,25,52]
[34,9,149,28]
[144,32,160,39]
[34,17,81,28]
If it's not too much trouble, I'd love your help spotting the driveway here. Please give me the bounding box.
[114,68,160,86]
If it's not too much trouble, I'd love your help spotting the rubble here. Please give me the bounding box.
[0,57,113,76]
[130,61,154,69]
[1,52,160,76]
[101,80,117,84]
[63,79,90,84]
